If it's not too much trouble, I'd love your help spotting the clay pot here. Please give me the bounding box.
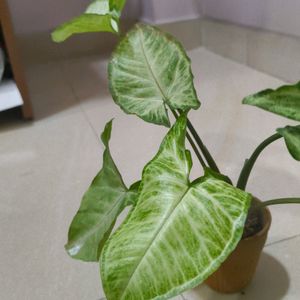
[205,202,272,293]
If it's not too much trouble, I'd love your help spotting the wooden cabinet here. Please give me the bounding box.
[0,0,33,119]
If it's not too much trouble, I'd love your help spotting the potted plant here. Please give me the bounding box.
[52,1,300,298]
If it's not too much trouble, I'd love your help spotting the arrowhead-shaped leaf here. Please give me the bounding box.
[109,24,200,127]
[101,115,251,300]
[277,125,300,161]
[65,120,139,262]
[243,82,300,121]
[51,0,126,42]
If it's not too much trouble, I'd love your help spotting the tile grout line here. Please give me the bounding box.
[57,59,102,143]
[265,233,300,248]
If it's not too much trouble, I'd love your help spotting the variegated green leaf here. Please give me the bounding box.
[277,125,300,161]
[51,0,126,42]
[52,14,117,43]
[101,115,251,300]
[65,120,139,262]
[243,82,300,121]
[109,24,200,127]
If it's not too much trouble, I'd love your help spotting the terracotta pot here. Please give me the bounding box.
[205,201,272,293]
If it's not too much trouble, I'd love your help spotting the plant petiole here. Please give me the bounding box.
[237,133,282,190]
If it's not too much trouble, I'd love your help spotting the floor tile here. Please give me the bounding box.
[159,18,202,50]
[201,19,248,64]
[24,61,80,120]
[0,113,105,300]
[247,29,300,83]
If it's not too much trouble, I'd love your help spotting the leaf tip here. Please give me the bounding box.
[242,95,251,105]
[51,29,65,43]
[101,119,114,147]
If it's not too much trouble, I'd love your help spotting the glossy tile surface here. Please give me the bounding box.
[1,47,299,299]
[201,18,300,83]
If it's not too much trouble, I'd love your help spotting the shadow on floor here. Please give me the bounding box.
[0,107,33,133]
[243,252,290,300]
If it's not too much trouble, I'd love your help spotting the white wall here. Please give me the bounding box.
[203,0,300,38]
[7,0,141,35]
[9,0,299,38]
[141,0,203,24]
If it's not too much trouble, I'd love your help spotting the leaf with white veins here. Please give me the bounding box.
[243,82,300,121]
[101,115,251,300]
[51,0,126,42]
[109,24,200,127]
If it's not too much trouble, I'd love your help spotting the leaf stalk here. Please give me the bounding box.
[170,109,207,169]
[237,133,282,190]
[260,198,300,207]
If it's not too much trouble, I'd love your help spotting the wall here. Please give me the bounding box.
[7,0,141,35]
[203,0,300,38]
[140,0,203,24]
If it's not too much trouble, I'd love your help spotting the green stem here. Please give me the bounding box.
[185,117,220,173]
[170,109,207,169]
[237,133,282,190]
[260,198,300,207]
[186,132,207,169]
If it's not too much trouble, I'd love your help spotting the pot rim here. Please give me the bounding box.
[242,200,272,242]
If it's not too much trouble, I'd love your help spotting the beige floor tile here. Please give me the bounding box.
[0,113,106,300]
[201,19,248,64]
[24,61,80,120]
[247,29,300,83]
[61,56,110,105]
[159,19,202,50]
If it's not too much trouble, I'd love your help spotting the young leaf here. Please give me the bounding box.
[65,120,139,262]
[101,115,251,300]
[52,14,117,43]
[243,82,300,121]
[109,24,200,127]
[51,0,126,42]
[277,125,300,161]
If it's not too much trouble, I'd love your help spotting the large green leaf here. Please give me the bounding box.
[109,24,200,127]
[101,115,251,300]
[243,82,300,121]
[51,0,126,42]
[65,120,139,262]
[277,125,300,161]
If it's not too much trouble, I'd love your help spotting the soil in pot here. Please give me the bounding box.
[205,198,271,294]
[243,198,264,239]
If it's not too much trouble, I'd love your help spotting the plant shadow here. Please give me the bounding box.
[243,252,290,299]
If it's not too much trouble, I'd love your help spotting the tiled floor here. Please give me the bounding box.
[0,47,299,299]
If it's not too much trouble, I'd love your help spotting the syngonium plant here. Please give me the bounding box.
[53,1,300,299]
